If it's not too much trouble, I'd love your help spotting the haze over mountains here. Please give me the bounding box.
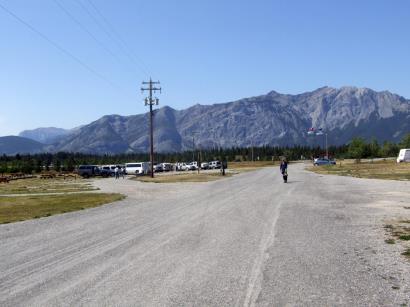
[2,86,409,155]
[19,127,71,144]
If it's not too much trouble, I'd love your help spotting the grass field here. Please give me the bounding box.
[0,177,124,224]
[0,193,125,224]
[0,177,97,195]
[308,159,410,181]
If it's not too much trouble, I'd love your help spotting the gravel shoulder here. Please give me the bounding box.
[0,163,409,306]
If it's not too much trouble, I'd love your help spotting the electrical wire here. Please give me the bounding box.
[81,0,153,78]
[53,0,142,80]
[53,0,116,60]
[0,1,121,90]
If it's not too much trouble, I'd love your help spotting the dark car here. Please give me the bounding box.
[313,158,336,166]
[99,168,112,178]
[77,165,100,178]
[154,164,164,172]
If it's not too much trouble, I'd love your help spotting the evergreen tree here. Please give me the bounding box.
[399,133,410,148]
[348,138,367,159]
[367,139,380,158]
[380,141,399,157]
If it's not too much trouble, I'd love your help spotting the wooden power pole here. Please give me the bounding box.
[141,78,161,178]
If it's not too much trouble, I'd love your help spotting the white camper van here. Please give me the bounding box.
[397,149,410,163]
[125,162,149,175]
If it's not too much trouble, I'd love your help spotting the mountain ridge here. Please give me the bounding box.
[0,136,45,155]
[3,86,409,154]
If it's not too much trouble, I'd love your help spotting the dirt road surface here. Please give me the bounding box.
[1,163,409,306]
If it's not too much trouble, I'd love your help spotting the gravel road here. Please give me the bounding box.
[1,163,409,306]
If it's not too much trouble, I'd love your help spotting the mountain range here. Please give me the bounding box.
[1,86,409,155]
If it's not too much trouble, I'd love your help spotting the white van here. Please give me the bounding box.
[125,162,149,175]
[397,149,410,163]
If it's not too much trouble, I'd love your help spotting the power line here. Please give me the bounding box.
[53,0,117,59]
[74,0,148,77]
[84,0,153,78]
[0,1,120,89]
[74,0,119,51]
[53,0,141,80]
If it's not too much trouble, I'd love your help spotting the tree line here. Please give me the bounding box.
[1,133,409,174]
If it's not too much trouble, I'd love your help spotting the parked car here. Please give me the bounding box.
[186,162,198,171]
[125,162,149,175]
[313,158,336,166]
[154,164,164,172]
[77,165,100,178]
[99,167,112,178]
[161,163,173,172]
[209,160,221,169]
[101,165,116,176]
[201,162,209,169]
[175,162,187,171]
[397,149,410,163]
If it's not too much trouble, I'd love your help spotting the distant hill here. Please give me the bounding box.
[19,127,70,144]
[11,86,410,154]
[0,136,45,155]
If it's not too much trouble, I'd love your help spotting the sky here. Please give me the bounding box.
[0,0,409,136]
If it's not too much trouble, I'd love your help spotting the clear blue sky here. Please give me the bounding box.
[1,0,409,136]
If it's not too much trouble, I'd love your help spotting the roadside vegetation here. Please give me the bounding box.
[133,172,233,183]
[229,160,279,169]
[384,221,410,260]
[133,161,278,183]
[0,176,96,195]
[0,193,124,224]
[0,177,125,224]
[308,159,410,181]
[345,134,409,161]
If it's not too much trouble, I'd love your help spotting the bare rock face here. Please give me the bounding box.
[16,86,410,154]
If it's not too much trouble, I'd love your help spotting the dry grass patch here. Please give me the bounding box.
[132,172,233,183]
[228,161,280,173]
[0,177,97,195]
[229,161,279,169]
[308,159,410,181]
[385,220,410,261]
[0,193,125,224]
[402,248,410,258]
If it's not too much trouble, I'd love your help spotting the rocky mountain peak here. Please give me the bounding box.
[11,86,409,154]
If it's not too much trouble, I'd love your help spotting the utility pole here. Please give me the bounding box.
[141,78,161,178]
[251,141,254,162]
[192,135,195,162]
[192,131,199,173]
[198,147,201,174]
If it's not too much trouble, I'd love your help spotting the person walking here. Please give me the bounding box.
[121,167,125,179]
[280,158,288,183]
[114,166,119,179]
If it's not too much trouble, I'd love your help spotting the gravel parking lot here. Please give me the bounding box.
[0,163,409,306]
